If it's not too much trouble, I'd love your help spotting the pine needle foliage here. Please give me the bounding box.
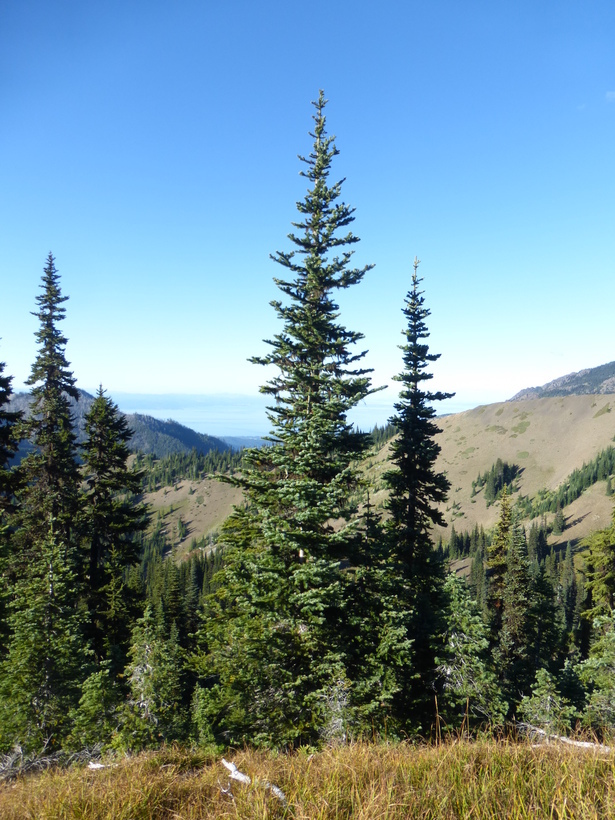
[0,255,89,753]
[0,358,22,655]
[486,486,512,638]
[12,253,81,560]
[81,386,149,673]
[383,258,453,732]
[584,505,615,620]
[384,258,453,558]
[200,92,379,747]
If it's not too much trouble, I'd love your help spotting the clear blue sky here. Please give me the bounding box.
[2,1,614,435]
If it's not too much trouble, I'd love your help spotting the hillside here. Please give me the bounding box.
[8,390,229,458]
[511,360,615,400]
[142,393,615,555]
[126,413,227,457]
[10,386,615,552]
[431,393,615,543]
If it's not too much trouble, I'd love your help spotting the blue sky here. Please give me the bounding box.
[1,1,614,435]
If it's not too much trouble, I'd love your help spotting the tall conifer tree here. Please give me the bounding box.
[0,255,87,752]
[13,253,81,560]
[81,386,148,673]
[382,257,453,731]
[486,486,512,639]
[200,92,378,746]
[497,519,535,706]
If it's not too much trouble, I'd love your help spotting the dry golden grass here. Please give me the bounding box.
[3,740,615,819]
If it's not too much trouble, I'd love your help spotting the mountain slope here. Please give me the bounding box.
[510,361,615,400]
[8,390,229,458]
[431,393,615,539]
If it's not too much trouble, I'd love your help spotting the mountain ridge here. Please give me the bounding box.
[510,360,615,400]
[8,389,230,459]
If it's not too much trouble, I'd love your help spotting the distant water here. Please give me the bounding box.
[110,391,473,438]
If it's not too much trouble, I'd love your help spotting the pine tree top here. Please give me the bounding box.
[27,253,78,402]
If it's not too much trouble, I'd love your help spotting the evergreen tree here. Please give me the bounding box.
[437,573,506,729]
[11,254,81,566]
[117,606,187,750]
[0,523,90,753]
[0,358,21,512]
[199,92,381,747]
[577,613,615,729]
[382,257,454,732]
[553,507,566,536]
[497,519,535,706]
[0,255,87,751]
[518,667,578,734]
[583,506,615,620]
[81,386,148,673]
[560,542,576,623]
[486,487,512,639]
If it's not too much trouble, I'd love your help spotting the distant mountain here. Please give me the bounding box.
[510,361,615,401]
[8,389,230,459]
[220,435,267,450]
[126,414,228,457]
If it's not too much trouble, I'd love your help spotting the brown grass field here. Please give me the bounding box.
[3,740,615,819]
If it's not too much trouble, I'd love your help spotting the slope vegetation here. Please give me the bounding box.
[432,394,615,541]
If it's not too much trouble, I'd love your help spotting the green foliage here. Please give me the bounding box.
[14,254,81,550]
[368,421,397,449]
[552,507,566,535]
[81,386,149,672]
[577,614,615,728]
[0,256,88,753]
[382,258,453,731]
[518,668,578,734]
[116,607,188,751]
[67,663,123,749]
[486,488,512,637]
[472,458,519,506]
[0,357,22,511]
[496,519,535,703]
[583,506,615,620]
[0,357,22,655]
[138,447,243,492]
[0,525,91,753]
[516,446,615,518]
[438,574,506,727]
[198,91,380,747]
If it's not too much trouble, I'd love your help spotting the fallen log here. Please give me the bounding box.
[518,723,613,753]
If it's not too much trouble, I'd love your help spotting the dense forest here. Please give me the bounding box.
[2,93,615,759]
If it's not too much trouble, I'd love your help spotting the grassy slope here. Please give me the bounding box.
[145,477,243,558]
[432,394,615,543]
[3,741,615,819]
[142,394,615,557]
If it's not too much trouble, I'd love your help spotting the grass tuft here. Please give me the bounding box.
[2,740,615,819]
